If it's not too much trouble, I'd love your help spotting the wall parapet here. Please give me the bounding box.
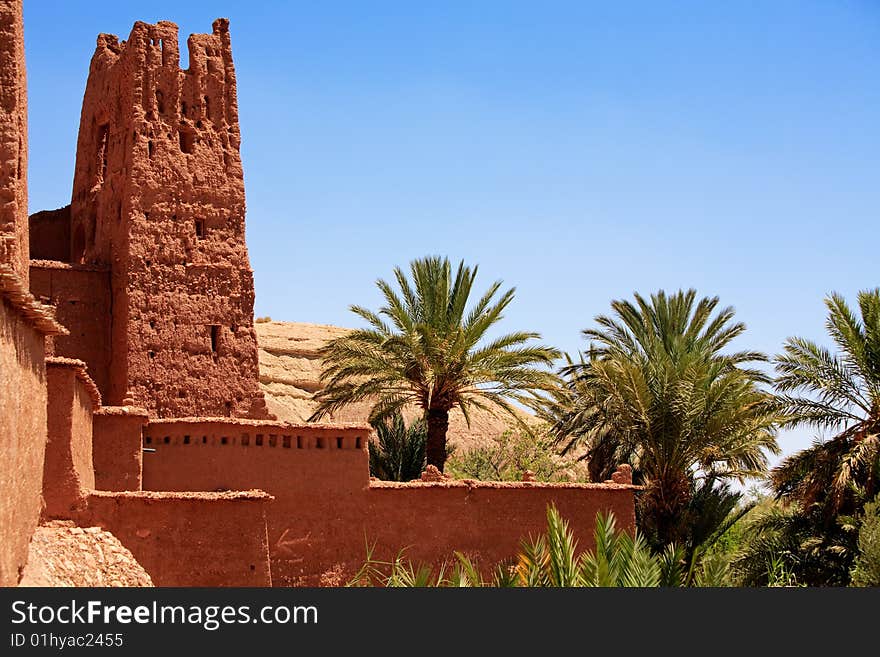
[46,356,102,408]
[0,261,66,335]
[30,259,110,273]
[94,405,149,418]
[93,406,150,492]
[369,480,642,491]
[144,418,370,451]
[88,489,273,502]
[79,490,274,586]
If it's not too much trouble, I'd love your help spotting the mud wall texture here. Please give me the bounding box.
[0,0,29,284]
[0,298,48,586]
[43,358,98,519]
[79,490,273,586]
[362,482,636,575]
[30,261,111,397]
[92,406,149,491]
[265,482,636,586]
[63,19,266,418]
[139,418,636,586]
[29,206,71,261]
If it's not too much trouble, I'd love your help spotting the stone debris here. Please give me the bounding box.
[19,522,153,587]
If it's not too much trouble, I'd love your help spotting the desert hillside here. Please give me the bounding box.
[255,320,529,452]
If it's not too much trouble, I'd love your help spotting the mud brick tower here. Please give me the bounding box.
[0,0,29,283]
[54,19,268,418]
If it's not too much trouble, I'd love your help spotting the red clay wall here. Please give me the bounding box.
[43,358,99,518]
[0,0,29,285]
[29,261,112,399]
[363,481,636,573]
[142,419,369,493]
[139,418,637,586]
[29,206,71,262]
[265,482,636,586]
[0,297,48,586]
[79,490,273,586]
[92,406,149,491]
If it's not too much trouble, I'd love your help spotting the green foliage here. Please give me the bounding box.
[310,256,561,470]
[574,511,662,587]
[368,413,426,482]
[770,288,880,522]
[731,500,856,587]
[445,425,579,482]
[744,288,880,587]
[547,289,779,547]
[851,496,880,587]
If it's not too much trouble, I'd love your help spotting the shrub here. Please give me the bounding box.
[851,496,880,587]
[445,426,581,482]
[368,413,427,482]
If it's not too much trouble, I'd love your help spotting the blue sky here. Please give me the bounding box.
[22,1,880,463]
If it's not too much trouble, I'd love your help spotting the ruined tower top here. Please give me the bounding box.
[0,0,30,285]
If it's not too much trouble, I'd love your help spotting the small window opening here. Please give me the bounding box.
[296,436,303,449]
[210,325,220,355]
[203,95,210,120]
[195,219,205,239]
[183,435,191,444]
[336,436,344,449]
[282,436,291,448]
[163,436,170,444]
[202,436,207,444]
[181,100,188,116]
[179,128,195,154]
[241,434,250,446]
[155,89,165,114]
[148,350,155,359]
[255,434,263,446]
[148,140,154,158]
[356,437,363,449]
[221,436,228,445]
[145,436,152,445]
[269,435,278,447]
[316,437,326,449]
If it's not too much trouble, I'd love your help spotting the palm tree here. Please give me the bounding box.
[309,256,561,471]
[549,289,779,547]
[770,289,880,522]
[368,413,427,482]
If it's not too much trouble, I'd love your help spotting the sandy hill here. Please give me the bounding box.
[255,320,528,452]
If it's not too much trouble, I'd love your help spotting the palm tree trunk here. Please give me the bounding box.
[640,469,691,547]
[425,408,449,471]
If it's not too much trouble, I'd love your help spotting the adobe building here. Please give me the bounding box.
[1,0,638,587]
[28,18,269,419]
